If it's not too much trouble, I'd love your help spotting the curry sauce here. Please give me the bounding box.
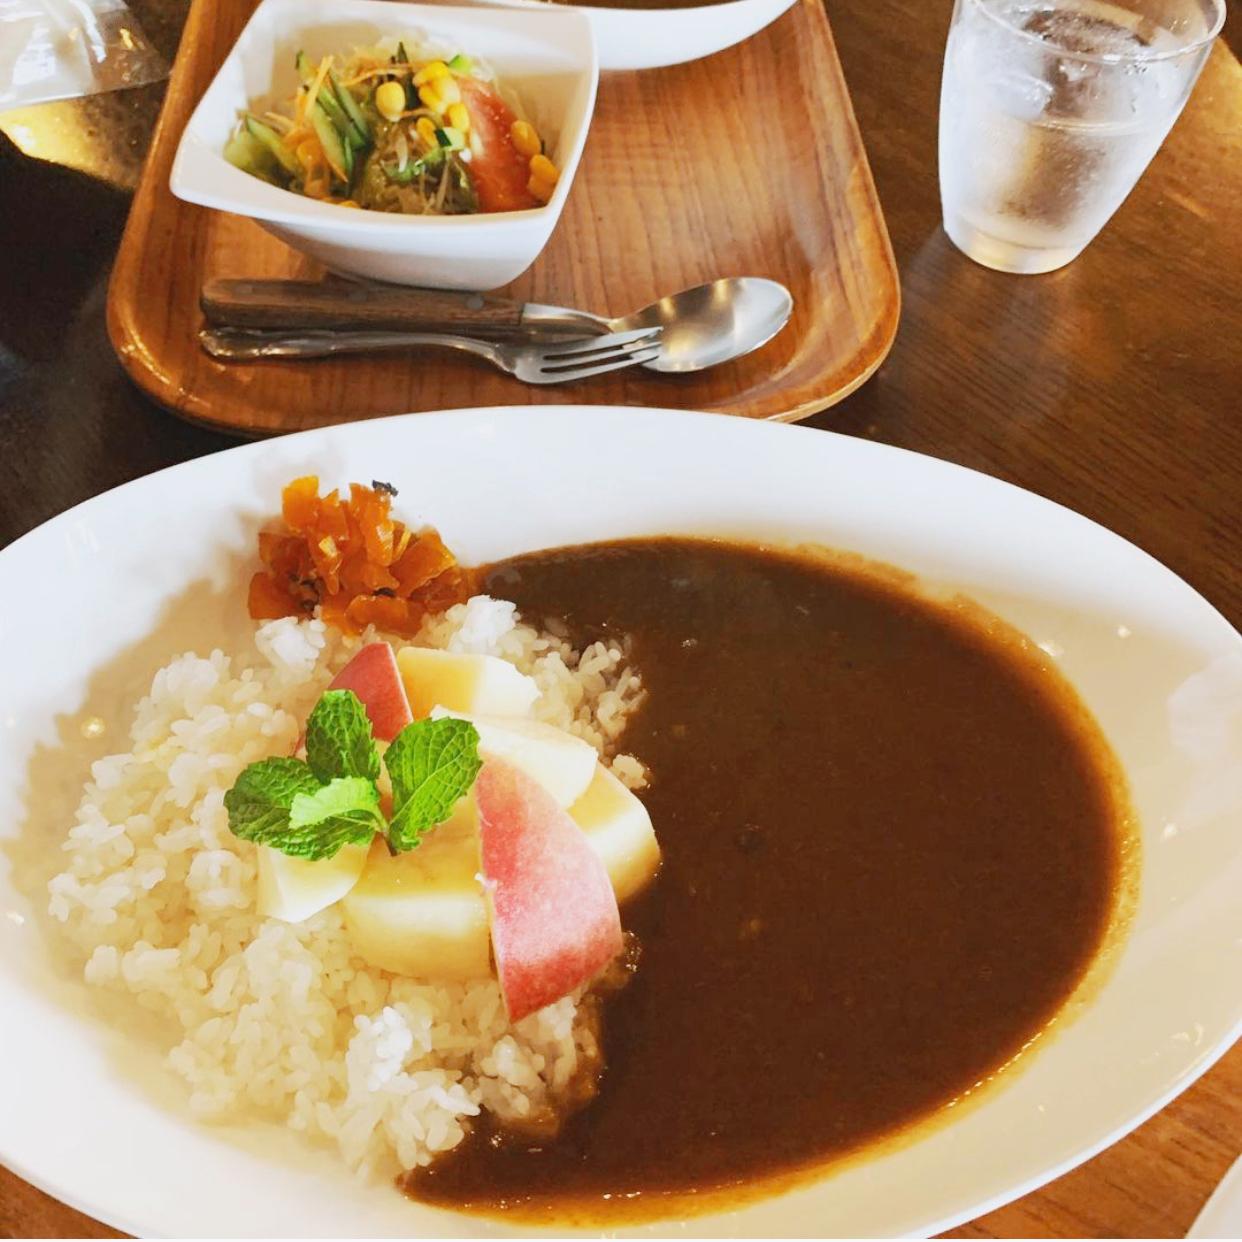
[408,538,1128,1220]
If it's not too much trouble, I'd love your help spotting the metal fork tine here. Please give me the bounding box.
[538,346,663,383]
[538,326,662,363]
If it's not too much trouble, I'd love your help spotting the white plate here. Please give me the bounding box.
[1189,1156,1242,1239]
[457,0,799,72]
[1,407,1238,1238]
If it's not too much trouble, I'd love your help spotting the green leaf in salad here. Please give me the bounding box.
[305,689,381,784]
[385,718,482,852]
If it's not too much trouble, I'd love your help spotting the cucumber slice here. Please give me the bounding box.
[329,69,371,147]
[385,146,444,184]
[294,52,366,146]
[316,85,353,138]
[447,53,472,73]
[434,126,465,150]
[311,103,350,181]
[244,115,301,177]
[224,129,275,177]
[296,61,355,142]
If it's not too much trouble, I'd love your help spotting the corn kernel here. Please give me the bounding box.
[413,60,450,86]
[529,153,559,185]
[374,79,406,122]
[415,116,438,147]
[417,83,444,113]
[510,119,540,158]
[527,174,556,204]
[435,75,462,105]
[447,102,470,133]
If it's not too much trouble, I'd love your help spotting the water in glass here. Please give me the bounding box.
[939,0,1222,273]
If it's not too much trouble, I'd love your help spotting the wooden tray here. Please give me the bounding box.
[107,0,900,435]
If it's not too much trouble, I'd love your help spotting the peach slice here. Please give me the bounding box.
[476,758,623,1021]
[430,708,597,807]
[396,647,539,719]
[341,799,491,979]
[569,764,661,903]
[256,841,370,924]
[328,642,412,741]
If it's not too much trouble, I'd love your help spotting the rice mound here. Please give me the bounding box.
[47,597,646,1178]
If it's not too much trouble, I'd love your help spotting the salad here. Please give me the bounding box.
[224,39,560,215]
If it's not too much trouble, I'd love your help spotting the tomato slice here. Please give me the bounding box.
[458,79,539,214]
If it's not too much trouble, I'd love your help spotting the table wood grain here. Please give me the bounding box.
[0,0,1238,1234]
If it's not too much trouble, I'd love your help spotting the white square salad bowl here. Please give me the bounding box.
[170,0,598,289]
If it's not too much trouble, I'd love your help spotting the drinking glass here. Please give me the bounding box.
[938,0,1224,274]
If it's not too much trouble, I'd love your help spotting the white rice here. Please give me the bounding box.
[48,597,646,1179]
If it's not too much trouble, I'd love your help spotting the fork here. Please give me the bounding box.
[199,325,663,384]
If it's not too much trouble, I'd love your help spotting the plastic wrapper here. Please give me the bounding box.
[0,0,167,112]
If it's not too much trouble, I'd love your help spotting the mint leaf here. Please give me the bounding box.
[224,757,321,845]
[385,718,482,852]
[283,776,384,860]
[305,689,380,784]
[224,756,381,861]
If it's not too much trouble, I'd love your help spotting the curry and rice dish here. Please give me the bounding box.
[47,479,1131,1222]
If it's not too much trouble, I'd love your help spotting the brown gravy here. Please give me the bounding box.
[407,538,1128,1219]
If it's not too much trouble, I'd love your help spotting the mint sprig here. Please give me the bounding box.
[224,682,481,862]
[306,689,380,784]
[287,776,385,855]
[224,757,322,846]
[385,717,482,851]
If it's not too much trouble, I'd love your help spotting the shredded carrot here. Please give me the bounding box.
[308,55,333,121]
[248,477,472,637]
[345,64,415,86]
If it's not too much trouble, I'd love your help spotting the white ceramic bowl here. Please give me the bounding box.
[170,0,598,289]
[1,408,1239,1237]
[461,0,799,72]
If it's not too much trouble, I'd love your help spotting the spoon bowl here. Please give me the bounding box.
[619,278,793,373]
[525,277,794,373]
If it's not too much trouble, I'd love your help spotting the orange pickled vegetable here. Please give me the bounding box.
[247,478,472,636]
[282,475,320,532]
[248,572,304,620]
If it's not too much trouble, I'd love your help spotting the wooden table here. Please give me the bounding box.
[0,0,1238,1234]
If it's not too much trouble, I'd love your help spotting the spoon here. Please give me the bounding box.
[200,277,793,374]
[519,278,794,374]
